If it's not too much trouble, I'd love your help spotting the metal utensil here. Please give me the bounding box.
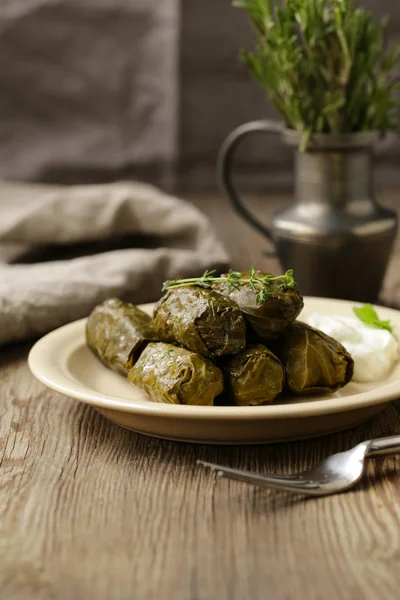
[197,435,400,497]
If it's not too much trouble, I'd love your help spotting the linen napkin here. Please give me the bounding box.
[0,180,229,346]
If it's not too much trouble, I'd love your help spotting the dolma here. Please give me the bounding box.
[153,287,246,358]
[223,344,284,406]
[273,321,354,395]
[213,271,304,341]
[86,298,158,376]
[128,342,224,405]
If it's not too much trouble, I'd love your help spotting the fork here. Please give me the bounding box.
[197,435,400,496]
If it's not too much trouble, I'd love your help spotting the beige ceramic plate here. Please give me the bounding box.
[28,298,400,444]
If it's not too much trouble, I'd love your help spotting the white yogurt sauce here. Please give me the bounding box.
[305,314,399,383]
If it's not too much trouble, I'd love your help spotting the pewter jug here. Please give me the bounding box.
[218,120,398,302]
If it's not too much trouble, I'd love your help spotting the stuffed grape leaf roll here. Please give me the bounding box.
[213,271,303,341]
[223,343,284,406]
[86,298,158,376]
[273,321,354,395]
[153,287,246,358]
[128,342,224,405]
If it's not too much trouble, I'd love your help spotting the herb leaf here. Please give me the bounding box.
[162,268,296,304]
[353,304,392,332]
[234,0,400,150]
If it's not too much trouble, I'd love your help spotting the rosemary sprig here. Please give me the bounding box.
[162,268,296,304]
[234,0,400,150]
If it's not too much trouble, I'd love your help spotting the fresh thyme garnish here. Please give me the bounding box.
[162,268,296,304]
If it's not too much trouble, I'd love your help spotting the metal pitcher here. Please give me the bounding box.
[217,120,398,302]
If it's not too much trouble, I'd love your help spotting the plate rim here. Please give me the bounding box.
[28,298,400,420]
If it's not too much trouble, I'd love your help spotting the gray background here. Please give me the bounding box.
[0,0,399,193]
[179,0,400,192]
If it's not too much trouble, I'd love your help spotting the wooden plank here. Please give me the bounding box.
[0,344,399,600]
[1,192,400,599]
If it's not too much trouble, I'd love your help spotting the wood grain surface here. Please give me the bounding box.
[1,193,400,600]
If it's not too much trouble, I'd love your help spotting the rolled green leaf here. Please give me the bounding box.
[86,298,158,376]
[153,287,246,358]
[213,271,304,341]
[128,342,224,405]
[273,321,354,396]
[223,343,284,406]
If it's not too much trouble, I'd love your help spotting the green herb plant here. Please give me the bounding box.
[162,267,296,304]
[353,303,392,332]
[234,0,400,149]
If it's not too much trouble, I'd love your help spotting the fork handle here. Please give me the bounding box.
[366,435,400,457]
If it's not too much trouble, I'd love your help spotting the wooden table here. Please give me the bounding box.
[1,193,400,600]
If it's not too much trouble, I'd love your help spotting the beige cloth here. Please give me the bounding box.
[0,181,229,346]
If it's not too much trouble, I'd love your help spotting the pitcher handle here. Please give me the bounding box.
[217,120,284,249]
